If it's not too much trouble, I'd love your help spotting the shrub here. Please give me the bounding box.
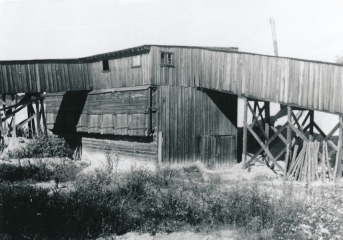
[0,161,82,183]
[0,163,52,182]
[2,166,342,239]
[7,134,71,159]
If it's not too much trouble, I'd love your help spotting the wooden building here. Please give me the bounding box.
[1,45,343,170]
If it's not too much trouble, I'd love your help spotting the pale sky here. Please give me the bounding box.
[1,0,342,133]
[0,0,342,62]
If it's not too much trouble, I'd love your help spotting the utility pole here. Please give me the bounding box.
[269,18,278,57]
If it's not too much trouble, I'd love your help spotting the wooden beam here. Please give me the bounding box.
[245,123,287,167]
[16,113,36,130]
[247,101,269,140]
[291,111,304,132]
[289,123,309,142]
[158,131,163,164]
[271,126,287,144]
[242,97,248,168]
[246,124,284,172]
[27,103,32,137]
[0,96,43,112]
[1,103,29,122]
[2,95,7,133]
[301,111,311,126]
[313,121,327,138]
[12,95,16,138]
[36,99,41,134]
[265,102,270,163]
[324,123,340,142]
[40,97,47,135]
[252,101,257,123]
[337,116,343,181]
[309,110,314,141]
[256,102,265,126]
[250,102,265,129]
[285,106,292,177]
[327,140,338,151]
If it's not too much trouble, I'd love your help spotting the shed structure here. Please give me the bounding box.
[1,45,343,175]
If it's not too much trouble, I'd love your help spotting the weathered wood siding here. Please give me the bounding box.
[2,46,342,115]
[88,54,151,89]
[45,91,88,132]
[45,86,156,137]
[157,86,237,164]
[0,61,92,94]
[0,53,150,94]
[82,137,157,158]
[150,46,343,115]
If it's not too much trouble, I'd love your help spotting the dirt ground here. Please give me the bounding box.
[99,229,238,240]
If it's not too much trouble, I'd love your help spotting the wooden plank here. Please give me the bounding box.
[270,126,287,144]
[242,97,248,167]
[285,106,292,177]
[16,113,36,130]
[247,101,269,140]
[158,131,163,164]
[289,122,309,142]
[246,124,284,172]
[313,121,326,138]
[245,123,287,167]
[336,116,343,181]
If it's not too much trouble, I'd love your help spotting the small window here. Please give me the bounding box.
[132,55,141,68]
[161,52,174,67]
[102,60,110,71]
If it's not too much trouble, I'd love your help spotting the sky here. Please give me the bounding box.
[0,0,342,62]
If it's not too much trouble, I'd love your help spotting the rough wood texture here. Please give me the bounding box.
[1,45,342,117]
[149,46,343,115]
[45,87,156,137]
[82,137,157,158]
[156,86,237,164]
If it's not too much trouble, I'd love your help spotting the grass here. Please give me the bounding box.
[7,134,71,159]
[0,160,83,183]
[1,154,343,239]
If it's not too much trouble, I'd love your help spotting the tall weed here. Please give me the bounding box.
[7,134,71,159]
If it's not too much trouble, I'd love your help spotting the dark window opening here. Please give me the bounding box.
[161,52,173,66]
[102,60,110,71]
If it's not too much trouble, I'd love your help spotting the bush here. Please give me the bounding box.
[0,167,279,239]
[0,164,52,182]
[0,161,82,183]
[2,164,342,239]
[7,134,71,159]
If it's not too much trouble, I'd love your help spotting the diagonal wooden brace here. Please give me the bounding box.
[246,124,284,172]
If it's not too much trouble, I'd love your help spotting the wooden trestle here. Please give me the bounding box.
[0,94,47,149]
[242,97,343,181]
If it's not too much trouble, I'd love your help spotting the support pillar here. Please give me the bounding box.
[309,110,314,142]
[12,95,16,138]
[264,102,270,163]
[158,132,163,164]
[0,95,3,137]
[36,98,41,134]
[285,106,292,177]
[40,96,47,135]
[337,116,343,181]
[242,97,248,168]
[2,95,7,134]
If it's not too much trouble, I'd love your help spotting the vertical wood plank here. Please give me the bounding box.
[242,97,248,168]
[285,106,292,177]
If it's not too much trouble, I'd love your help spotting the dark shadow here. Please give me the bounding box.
[52,91,90,133]
[52,91,90,150]
[204,89,238,127]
